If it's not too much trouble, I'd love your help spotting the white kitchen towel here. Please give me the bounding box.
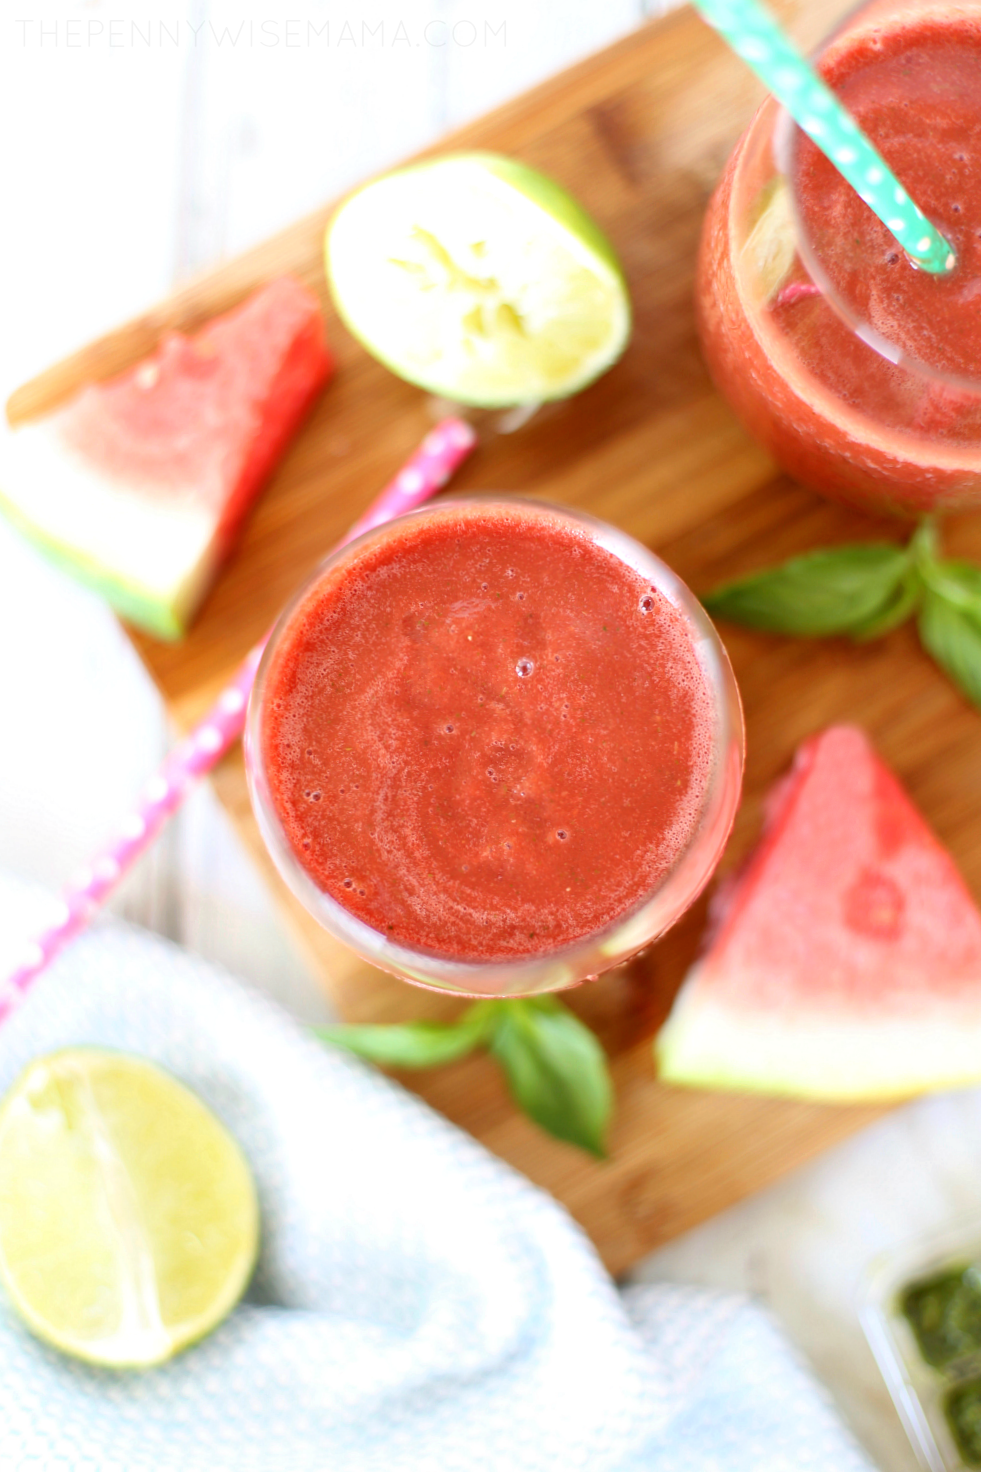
[0,873,876,1472]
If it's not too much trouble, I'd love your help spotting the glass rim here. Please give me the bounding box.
[771,0,981,395]
[245,494,744,998]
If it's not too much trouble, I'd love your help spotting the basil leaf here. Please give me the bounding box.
[704,543,911,637]
[319,996,614,1155]
[317,1001,497,1069]
[923,559,981,616]
[848,569,923,642]
[489,997,612,1157]
[918,590,981,712]
[909,516,940,568]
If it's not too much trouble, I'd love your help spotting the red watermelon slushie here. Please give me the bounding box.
[246,500,743,996]
[698,0,981,516]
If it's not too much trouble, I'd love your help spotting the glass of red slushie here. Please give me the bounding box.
[246,498,743,996]
[697,0,981,517]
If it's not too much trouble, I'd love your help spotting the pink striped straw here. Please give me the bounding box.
[1,416,477,1020]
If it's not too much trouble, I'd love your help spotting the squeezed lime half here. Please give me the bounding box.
[325,152,632,406]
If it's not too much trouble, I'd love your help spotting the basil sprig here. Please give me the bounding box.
[317,995,612,1157]
[704,542,914,637]
[704,520,981,712]
[919,567,981,710]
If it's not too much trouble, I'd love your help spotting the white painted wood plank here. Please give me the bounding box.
[0,507,173,921]
[441,0,645,128]
[0,3,323,1007]
[0,1,187,936]
[179,0,449,270]
[181,0,651,267]
[0,3,186,389]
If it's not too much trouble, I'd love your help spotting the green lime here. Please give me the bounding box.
[0,1048,259,1368]
[325,152,632,406]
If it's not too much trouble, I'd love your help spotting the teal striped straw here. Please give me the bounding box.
[692,0,956,275]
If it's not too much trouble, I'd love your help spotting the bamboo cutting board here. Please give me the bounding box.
[11,0,981,1276]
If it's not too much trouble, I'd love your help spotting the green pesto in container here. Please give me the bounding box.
[946,1379,981,1467]
[901,1266,981,1369]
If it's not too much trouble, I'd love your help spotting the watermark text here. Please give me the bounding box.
[13,17,507,49]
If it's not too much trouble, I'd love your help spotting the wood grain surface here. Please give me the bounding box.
[10,0,981,1276]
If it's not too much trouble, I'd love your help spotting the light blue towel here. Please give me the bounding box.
[0,875,877,1472]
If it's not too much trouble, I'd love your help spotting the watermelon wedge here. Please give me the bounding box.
[0,277,332,640]
[656,725,981,1100]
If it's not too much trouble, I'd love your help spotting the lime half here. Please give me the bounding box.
[741,178,796,305]
[0,1049,259,1368]
[325,152,632,406]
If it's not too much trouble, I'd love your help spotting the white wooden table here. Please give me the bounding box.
[2,8,978,1469]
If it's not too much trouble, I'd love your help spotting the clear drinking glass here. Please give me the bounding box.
[245,497,744,997]
[697,0,981,517]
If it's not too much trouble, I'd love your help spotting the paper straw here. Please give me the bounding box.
[692,0,956,275]
[0,416,477,1019]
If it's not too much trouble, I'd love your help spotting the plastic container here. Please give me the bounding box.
[862,1221,981,1470]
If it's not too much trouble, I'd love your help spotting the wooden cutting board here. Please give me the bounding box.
[11,0,981,1277]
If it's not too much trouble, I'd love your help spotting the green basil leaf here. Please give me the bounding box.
[923,559,981,617]
[317,1001,497,1069]
[848,569,923,642]
[489,997,612,1157]
[918,590,981,712]
[704,543,911,637]
[909,516,940,569]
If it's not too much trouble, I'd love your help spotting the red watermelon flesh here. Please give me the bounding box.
[656,725,981,1099]
[0,276,332,640]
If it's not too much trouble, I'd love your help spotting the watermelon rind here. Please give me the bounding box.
[0,424,217,641]
[656,971,981,1101]
[0,487,194,642]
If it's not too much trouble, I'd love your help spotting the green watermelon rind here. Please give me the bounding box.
[656,977,981,1100]
[0,484,189,641]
